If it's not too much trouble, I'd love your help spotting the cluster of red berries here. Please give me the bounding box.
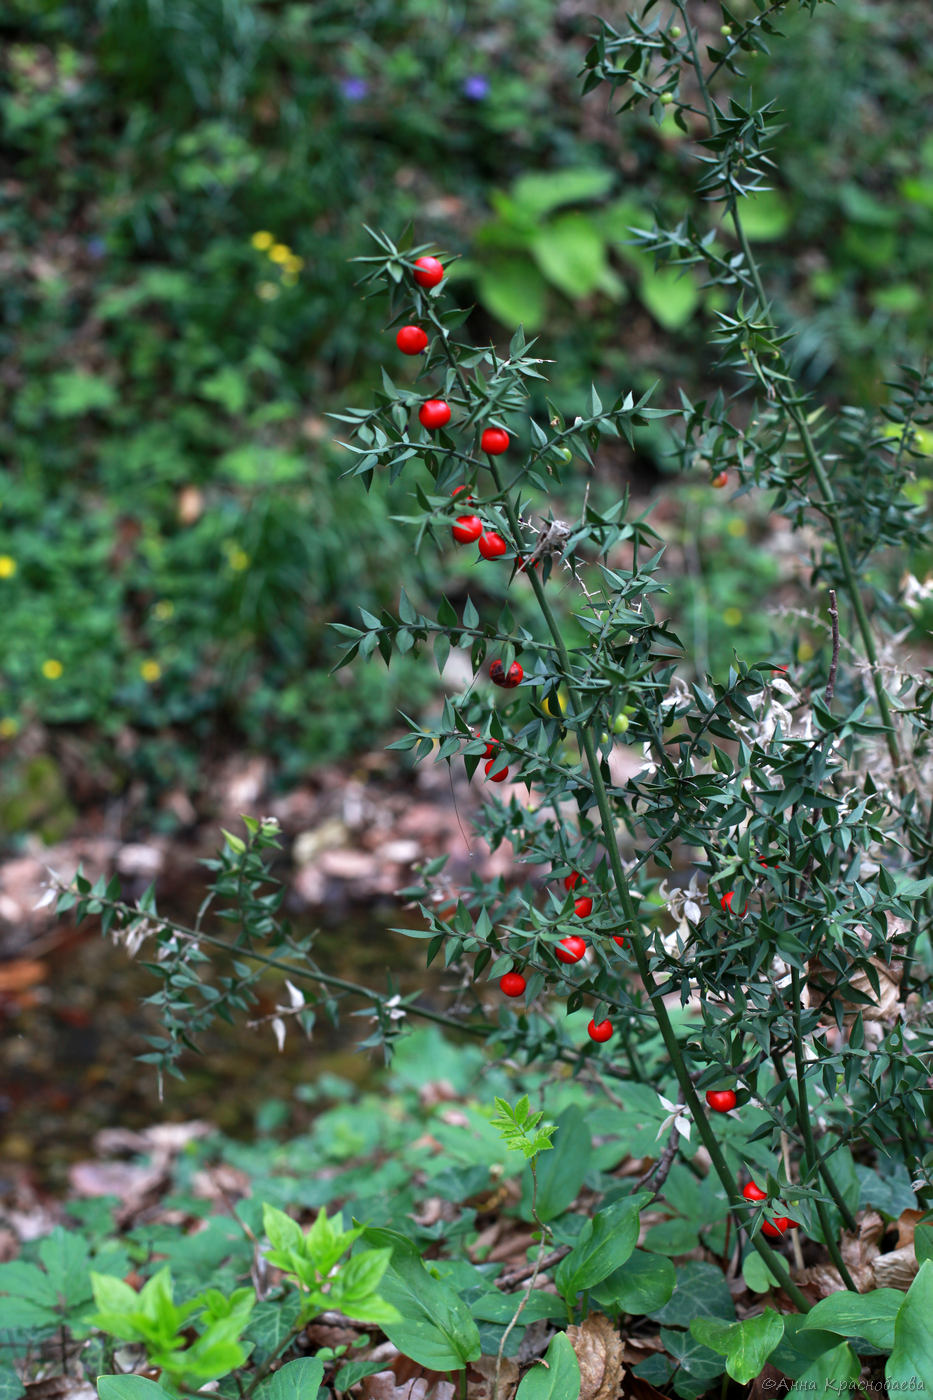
[499,872,626,1045]
[476,733,509,784]
[397,258,513,554]
[742,1179,799,1238]
[450,487,510,560]
[703,1078,801,1238]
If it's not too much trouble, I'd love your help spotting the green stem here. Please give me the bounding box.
[773,1052,858,1232]
[487,463,811,1312]
[674,0,907,794]
[788,973,859,1289]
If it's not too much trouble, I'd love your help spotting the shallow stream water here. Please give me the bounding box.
[0,902,439,1192]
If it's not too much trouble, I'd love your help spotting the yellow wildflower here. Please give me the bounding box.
[268,243,291,264]
[0,717,19,738]
[42,659,63,680]
[722,607,742,627]
[153,599,174,620]
[229,547,250,571]
[251,230,274,250]
[0,556,16,578]
[140,660,162,682]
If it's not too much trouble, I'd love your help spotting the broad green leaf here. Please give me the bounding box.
[914,1223,933,1263]
[592,1248,675,1315]
[663,1326,726,1393]
[691,1310,785,1383]
[554,1195,645,1301]
[739,189,793,241]
[37,1227,92,1308]
[98,1378,174,1400]
[642,1217,701,1256]
[768,1316,844,1380]
[531,214,612,300]
[470,1290,566,1324]
[242,1294,302,1367]
[330,1247,394,1310]
[261,1204,305,1256]
[0,1365,25,1400]
[638,264,699,330]
[332,1360,387,1394]
[47,370,118,417]
[90,1272,142,1317]
[886,1260,933,1392]
[521,1104,589,1223]
[256,1358,325,1400]
[801,1288,903,1351]
[855,1163,917,1219]
[0,1260,60,1309]
[512,168,614,218]
[515,1331,581,1398]
[792,1341,860,1393]
[742,1250,780,1293]
[477,258,548,330]
[360,1226,481,1370]
[650,1261,736,1327]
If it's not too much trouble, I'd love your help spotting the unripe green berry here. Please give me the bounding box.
[720,23,732,35]
[660,91,674,105]
[670,24,682,37]
[612,712,630,735]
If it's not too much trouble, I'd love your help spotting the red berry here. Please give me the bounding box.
[555,935,586,964]
[480,427,510,455]
[419,399,451,430]
[564,873,587,891]
[499,971,526,997]
[706,1089,737,1113]
[413,255,444,288]
[720,891,748,916]
[574,896,593,919]
[742,1180,768,1202]
[762,1217,790,1238]
[712,471,729,488]
[612,934,626,947]
[452,515,483,544]
[489,659,523,688]
[588,1019,613,1042]
[485,757,509,782]
[396,325,428,355]
[478,530,507,559]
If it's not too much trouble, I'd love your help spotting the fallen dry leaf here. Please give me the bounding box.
[621,1372,669,1400]
[872,1244,918,1290]
[895,1209,926,1249]
[568,1312,625,1400]
[467,1355,520,1400]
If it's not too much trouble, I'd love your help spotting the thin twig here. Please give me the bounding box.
[825,590,839,705]
[496,1245,571,1292]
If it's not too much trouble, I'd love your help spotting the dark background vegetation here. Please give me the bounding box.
[1,0,931,829]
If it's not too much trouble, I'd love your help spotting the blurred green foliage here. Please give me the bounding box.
[0,0,929,815]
